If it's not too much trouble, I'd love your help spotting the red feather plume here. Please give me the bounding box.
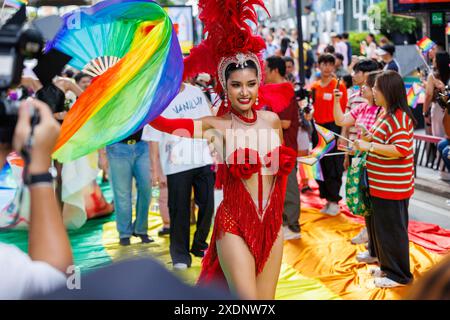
[183,0,269,90]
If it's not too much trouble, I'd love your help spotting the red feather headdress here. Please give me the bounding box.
[183,0,294,114]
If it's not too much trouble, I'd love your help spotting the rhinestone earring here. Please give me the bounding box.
[224,92,228,108]
[255,96,259,106]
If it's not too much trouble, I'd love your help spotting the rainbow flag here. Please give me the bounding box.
[310,124,336,159]
[4,0,27,9]
[407,82,425,109]
[417,37,436,54]
[446,23,450,36]
[299,162,323,181]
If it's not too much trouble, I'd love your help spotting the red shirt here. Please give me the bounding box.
[366,108,414,200]
[277,98,299,151]
[311,78,348,124]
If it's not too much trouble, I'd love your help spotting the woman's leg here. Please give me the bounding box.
[256,229,283,300]
[216,233,257,300]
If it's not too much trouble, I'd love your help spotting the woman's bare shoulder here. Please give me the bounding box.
[258,110,281,125]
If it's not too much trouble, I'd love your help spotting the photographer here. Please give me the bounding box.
[0,99,73,299]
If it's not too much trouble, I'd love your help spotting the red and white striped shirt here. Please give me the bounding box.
[366,108,414,200]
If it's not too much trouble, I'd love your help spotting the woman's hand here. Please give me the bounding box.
[361,130,373,142]
[353,139,371,152]
[333,89,343,102]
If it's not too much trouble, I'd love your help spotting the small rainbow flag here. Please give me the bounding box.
[4,0,27,9]
[310,124,336,159]
[298,161,323,181]
[417,37,436,54]
[407,82,425,109]
[446,23,450,36]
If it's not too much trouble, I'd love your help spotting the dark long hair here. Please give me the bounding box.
[434,51,450,85]
[280,37,291,56]
[375,70,417,126]
[367,33,378,47]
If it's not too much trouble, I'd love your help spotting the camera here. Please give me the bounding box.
[293,82,310,102]
[0,5,71,145]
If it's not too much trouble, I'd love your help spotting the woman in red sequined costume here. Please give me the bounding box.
[150,0,297,299]
[151,55,296,299]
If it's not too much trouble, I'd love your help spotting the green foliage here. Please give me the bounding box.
[347,32,384,57]
[369,1,421,35]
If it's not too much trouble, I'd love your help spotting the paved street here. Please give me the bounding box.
[410,189,450,230]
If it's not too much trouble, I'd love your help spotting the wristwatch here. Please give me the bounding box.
[369,142,375,153]
[24,168,56,186]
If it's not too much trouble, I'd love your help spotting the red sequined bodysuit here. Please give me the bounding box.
[197,110,296,287]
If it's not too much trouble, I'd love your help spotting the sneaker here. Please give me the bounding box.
[173,263,188,270]
[356,251,379,263]
[374,277,405,288]
[158,227,170,236]
[133,233,155,244]
[351,228,369,245]
[119,238,130,246]
[283,226,301,240]
[323,202,340,216]
[320,202,330,213]
[369,267,387,278]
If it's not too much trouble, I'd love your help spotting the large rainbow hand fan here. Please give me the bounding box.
[48,0,183,162]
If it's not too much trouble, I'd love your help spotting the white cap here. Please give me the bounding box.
[196,73,211,83]
[375,48,388,56]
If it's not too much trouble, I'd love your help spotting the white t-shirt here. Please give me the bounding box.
[335,41,349,67]
[142,84,213,176]
[0,243,66,299]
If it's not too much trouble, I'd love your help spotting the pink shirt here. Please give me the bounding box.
[350,103,381,139]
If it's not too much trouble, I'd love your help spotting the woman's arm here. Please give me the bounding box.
[333,89,355,127]
[21,77,43,92]
[423,74,435,117]
[149,141,166,187]
[353,139,405,158]
[56,78,84,97]
[149,115,224,139]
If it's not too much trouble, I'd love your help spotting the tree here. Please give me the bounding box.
[369,0,421,35]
